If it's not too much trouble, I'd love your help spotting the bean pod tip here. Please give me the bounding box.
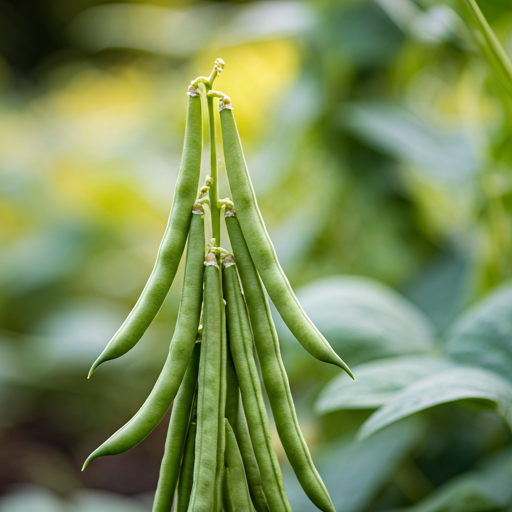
[222,254,236,268]
[87,357,102,379]
[192,203,204,215]
[205,252,219,267]
[219,95,233,111]
[187,85,200,97]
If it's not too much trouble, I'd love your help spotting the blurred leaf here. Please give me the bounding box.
[73,490,148,512]
[283,417,425,512]
[403,253,470,332]
[0,226,89,296]
[359,366,512,440]
[316,356,456,414]
[275,276,436,368]
[327,1,404,68]
[390,447,512,512]
[0,487,151,512]
[35,298,127,370]
[341,102,480,183]
[446,281,512,381]
[377,0,460,45]
[69,2,313,57]
[0,486,68,512]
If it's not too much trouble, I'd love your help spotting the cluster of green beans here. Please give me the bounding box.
[83,60,353,512]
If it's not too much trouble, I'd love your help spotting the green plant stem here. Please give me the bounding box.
[191,60,224,245]
[207,94,221,245]
[459,0,512,96]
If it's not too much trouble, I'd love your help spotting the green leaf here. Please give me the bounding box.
[276,276,436,367]
[316,356,456,414]
[390,447,512,512]
[341,102,480,183]
[358,366,512,440]
[283,417,426,512]
[446,281,512,382]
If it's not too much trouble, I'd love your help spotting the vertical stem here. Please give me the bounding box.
[208,94,221,245]
[192,59,224,245]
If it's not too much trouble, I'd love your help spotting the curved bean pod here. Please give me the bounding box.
[89,87,203,376]
[225,343,269,512]
[226,213,336,512]
[188,253,223,512]
[177,421,197,512]
[152,343,200,512]
[219,105,353,378]
[224,418,256,512]
[223,258,291,512]
[82,207,205,469]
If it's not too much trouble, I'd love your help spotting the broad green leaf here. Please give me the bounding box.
[390,447,512,512]
[316,356,455,414]
[359,366,512,440]
[446,281,512,382]
[403,253,469,331]
[341,102,480,183]
[275,276,436,367]
[283,417,425,512]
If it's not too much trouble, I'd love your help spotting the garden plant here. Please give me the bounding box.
[0,0,509,510]
[82,59,353,512]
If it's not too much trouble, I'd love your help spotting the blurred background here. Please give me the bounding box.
[2,0,512,510]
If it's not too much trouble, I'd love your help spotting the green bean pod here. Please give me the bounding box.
[177,420,197,512]
[219,105,352,378]
[225,337,269,512]
[89,87,203,376]
[233,406,270,512]
[224,346,239,429]
[226,213,336,512]
[223,257,291,512]
[214,300,228,512]
[152,343,200,512]
[188,252,223,512]
[224,418,256,512]
[82,207,205,470]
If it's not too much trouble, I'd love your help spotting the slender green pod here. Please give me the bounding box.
[223,257,291,512]
[152,344,200,512]
[224,418,256,512]
[188,252,223,512]
[225,342,269,512]
[226,213,336,512]
[214,300,228,512]
[177,421,197,512]
[224,346,239,428]
[89,86,203,376]
[233,406,270,512]
[219,102,352,378]
[82,206,205,469]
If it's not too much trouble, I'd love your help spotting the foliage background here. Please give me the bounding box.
[1,0,512,510]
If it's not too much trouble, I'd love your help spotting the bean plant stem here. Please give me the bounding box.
[191,60,224,246]
[207,94,220,245]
